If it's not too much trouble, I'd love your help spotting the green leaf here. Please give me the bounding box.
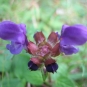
[12,53,43,85]
[0,77,25,87]
[52,64,76,87]
[69,72,87,80]
[53,76,76,87]
[25,70,43,85]
[0,55,11,72]
[12,53,30,78]
[0,49,14,72]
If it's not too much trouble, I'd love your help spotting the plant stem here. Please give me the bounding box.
[41,68,48,82]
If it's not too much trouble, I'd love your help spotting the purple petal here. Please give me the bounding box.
[0,21,24,40]
[6,41,24,54]
[61,24,87,45]
[16,35,25,44]
[18,24,26,34]
[56,32,60,39]
[61,24,69,34]
[0,21,28,54]
[60,45,79,55]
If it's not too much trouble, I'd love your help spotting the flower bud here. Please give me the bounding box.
[45,58,58,73]
[34,32,45,44]
[51,43,60,57]
[28,57,41,71]
[47,32,58,47]
[27,41,38,55]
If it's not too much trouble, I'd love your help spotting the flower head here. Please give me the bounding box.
[0,21,28,54]
[28,32,59,73]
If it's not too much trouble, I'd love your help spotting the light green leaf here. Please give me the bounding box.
[25,70,43,85]
[0,77,25,87]
[12,53,43,85]
[0,55,11,72]
[52,64,76,87]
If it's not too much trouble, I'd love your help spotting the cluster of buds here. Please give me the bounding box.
[27,32,59,73]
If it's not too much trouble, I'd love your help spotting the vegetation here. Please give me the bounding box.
[0,0,87,87]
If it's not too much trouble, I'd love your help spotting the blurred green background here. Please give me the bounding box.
[0,0,87,87]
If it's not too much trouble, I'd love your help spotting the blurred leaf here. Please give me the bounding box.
[12,53,43,85]
[53,76,76,87]
[0,48,14,72]
[69,72,87,80]
[0,55,11,72]
[52,64,76,87]
[12,53,30,78]
[0,77,25,87]
[25,70,43,85]
[4,50,13,60]
[52,63,68,81]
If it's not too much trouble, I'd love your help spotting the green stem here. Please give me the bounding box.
[41,68,48,82]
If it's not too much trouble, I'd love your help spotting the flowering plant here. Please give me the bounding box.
[0,21,87,82]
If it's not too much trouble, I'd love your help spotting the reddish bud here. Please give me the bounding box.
[30,57,41,66]
[45,58,58,73]
[45,58,55,66]
[27,41,38,55]
[51,43,60,57]
[34,32,45,44]
[47,32,58,47]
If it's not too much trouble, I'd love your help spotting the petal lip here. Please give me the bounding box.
[6,41,24,54]
[60,45,79,55]
[60,24,87,45]
[34,32,45,44]
[47,32,58,47]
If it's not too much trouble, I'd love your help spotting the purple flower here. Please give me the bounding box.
[59,24,87,55]
[0,21,28,54]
